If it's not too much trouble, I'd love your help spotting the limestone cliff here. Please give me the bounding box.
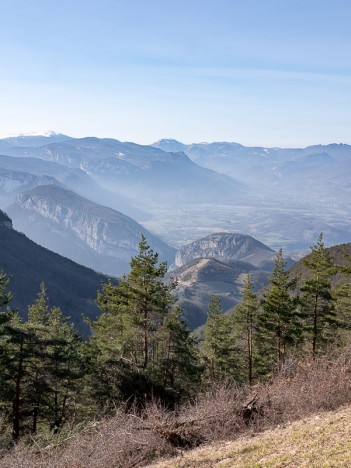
[175,232,277,270]
[8,185,175,276]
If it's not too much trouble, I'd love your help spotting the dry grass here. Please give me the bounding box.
[150,405,351,467]
[2,346,351,467]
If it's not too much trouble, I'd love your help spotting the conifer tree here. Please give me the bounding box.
[334,252,351,342]
[25,284,82,435]
[26,282,51,433]
[0,282,83,440]
[96,235,175,370]
[204,296,238,382]
[0,271,29,441]
[90,235,176,408]
[155,305,203,402]
[0,270,14,325]
[234,274,259,385]
[301,233,337,355]
[0,313,33,441]
[259,249,299,371]
[43,306,82,433]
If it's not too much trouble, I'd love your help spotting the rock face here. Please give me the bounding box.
[0,166,60,208]
[8,185,175,276]
[175,233,277,270]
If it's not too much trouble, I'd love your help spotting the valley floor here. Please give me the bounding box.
[150,405,351,467]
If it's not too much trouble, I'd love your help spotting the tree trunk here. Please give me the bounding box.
[12,336,24,442]
[312,292,319,356]
[247,325,253,386]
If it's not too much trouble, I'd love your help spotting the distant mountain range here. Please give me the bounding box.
[1,133,351,272]
[152,139,351,250]
[0,154,146,219]
[0,132,71,150]
[0,210,107,334]
[153,139,351,201]
[2,137,242,204]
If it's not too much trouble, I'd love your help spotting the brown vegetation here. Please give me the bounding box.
[1,344,351,467]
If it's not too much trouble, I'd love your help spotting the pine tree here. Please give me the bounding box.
[301,233,337,355]
[96,234,175,370]
[26,282,51,433]
[259,249,299,371]
[155,305,203,403]
[25,284,82,435]
[0,270,14,324]
[90,235,176,408]
[0,313,33,441]
[43,306,82,433]
[204,296,238,382]
[234,274,260,385]
[334,252,351,342]
[0,280,82,440]
[0,271,29,441]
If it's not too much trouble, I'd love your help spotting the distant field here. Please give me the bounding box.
[142,200,351,253]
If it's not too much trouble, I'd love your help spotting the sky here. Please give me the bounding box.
[0,0,350,147]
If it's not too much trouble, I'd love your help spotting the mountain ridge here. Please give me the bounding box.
[8,184,175,276]
[0,211,107,334]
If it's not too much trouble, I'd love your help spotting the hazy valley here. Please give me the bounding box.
[2,134,351,258]
[1,132,351,330]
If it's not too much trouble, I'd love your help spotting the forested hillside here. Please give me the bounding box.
[0,209,106,332]
[1,230,351,467]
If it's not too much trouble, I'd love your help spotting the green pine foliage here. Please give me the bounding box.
[0,282,83,441]
[301,233,337,355]
[88,235,200,409]
[154,305,203,402]
[233,274,260,384]
[204,296,239,382]
[259,249,300,371]
[0,270,14,325]
[334,253,351,342]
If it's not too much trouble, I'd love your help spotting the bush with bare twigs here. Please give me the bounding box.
[2,345,351,467]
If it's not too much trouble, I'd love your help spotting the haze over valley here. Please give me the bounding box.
[1,133,350,256]
[0,131,350,329]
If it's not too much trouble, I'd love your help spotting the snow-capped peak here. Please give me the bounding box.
[11,130,60,138]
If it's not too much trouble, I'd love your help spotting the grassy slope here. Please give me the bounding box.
[151,405,351,467]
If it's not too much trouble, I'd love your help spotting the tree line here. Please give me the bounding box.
[204,233,351,385]
[0,233,350,443]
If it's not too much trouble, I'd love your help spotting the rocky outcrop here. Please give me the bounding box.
[0,166,59,208]
[175,233,277,270]
[9,185,175,275]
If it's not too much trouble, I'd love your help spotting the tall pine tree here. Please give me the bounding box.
[301,233,337,355]
[259,249,299,372]
[89,235,177,408]
[234,274,260,385]
[204,296,238,382]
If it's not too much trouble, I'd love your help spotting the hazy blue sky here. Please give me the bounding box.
[1,0,350,146]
